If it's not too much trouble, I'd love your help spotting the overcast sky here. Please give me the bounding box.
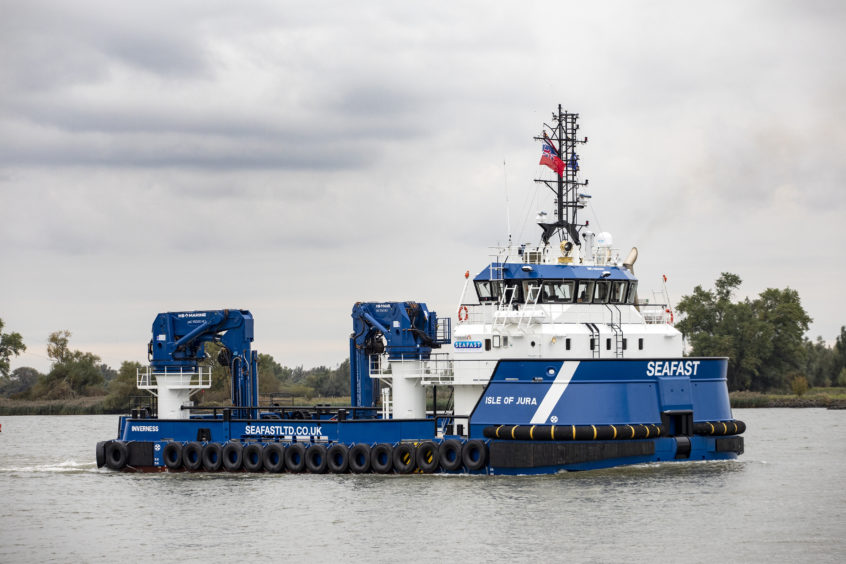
[2,1,844,374]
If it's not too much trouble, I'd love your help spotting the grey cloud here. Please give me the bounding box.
[2,1,846,373]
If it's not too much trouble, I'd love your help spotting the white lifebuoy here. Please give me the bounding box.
[458,306,469,322]
[665,308,674,324]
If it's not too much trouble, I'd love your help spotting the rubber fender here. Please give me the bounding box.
[182,442,203,471]
[439,439,463,472]
[327,444,350,474]
[243,443,264,472]
[105,441,128,470]
[162,442,183,470]
[693,420,746,436]
[96,441,107,468]
[674,436,692,459]
[483,424,665,441]
[462,440,487,471]
[202,443,223,472]
[348,443,371,473]
[305,444,328,474]
[285,443,306,473]
[416,441,440,473]
[263,443,286,473]
[393,443,416,474]
[371,443,393,474]
[222,442,243,472]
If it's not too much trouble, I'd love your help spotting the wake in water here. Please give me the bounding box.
[0,459,98,474]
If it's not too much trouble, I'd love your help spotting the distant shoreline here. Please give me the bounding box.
[2,391,845,416]
[730,390,846,409]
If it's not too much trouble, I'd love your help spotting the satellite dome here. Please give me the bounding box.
[596,232,613,248]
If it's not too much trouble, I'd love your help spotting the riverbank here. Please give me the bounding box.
[729,388,846,408]
[0,395,352,416]
[3,389,846,415]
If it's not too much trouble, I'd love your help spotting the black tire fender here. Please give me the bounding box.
[183,442,203,471]
[393,443,416,474]
[105,441,127,470]
[202,442,223,472]
[416,441,439,473]
[327,444,350,473]
[305,444,328,474]
[222,442,244,472]
[462,439,487,471]
[163,441,183,470]
[348,443,371,473]
[96,441,107,468]
[439,439,463,472]
[371,443,393,474]
[262,443,286,473]
[285,443,306,473]
[243,443,264,472]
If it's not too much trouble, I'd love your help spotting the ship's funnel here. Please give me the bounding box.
[623,247,640,311]
[623,247,638,274]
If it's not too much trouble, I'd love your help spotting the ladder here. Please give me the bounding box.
[518,284,541,330]
[607,304,624,358]
[585,323,600,358]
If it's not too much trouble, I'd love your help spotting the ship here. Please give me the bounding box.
[96,106,745,474]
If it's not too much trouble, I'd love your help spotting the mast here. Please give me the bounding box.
[534,105,589,247]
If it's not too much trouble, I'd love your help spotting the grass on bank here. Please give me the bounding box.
[4,389,846,416]
[730,387,846,408]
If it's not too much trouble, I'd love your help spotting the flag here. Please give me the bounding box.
[539,139,565,176]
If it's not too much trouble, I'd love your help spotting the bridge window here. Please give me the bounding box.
[610,281,627,304]
[576,280,594,303]
[593,281,609,303]
[502,283,522,304]
[475,280,498,301]
[626,281,639,304]
[541,280,574,303]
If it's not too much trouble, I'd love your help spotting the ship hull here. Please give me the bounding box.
[98,357,744,475]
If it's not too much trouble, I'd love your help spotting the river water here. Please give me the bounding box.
[0,408,844,563]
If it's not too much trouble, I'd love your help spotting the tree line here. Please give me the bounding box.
[0,324,350,412]
[2,273,845,409]
[676,273,846,392]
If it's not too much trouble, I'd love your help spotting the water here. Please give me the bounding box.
[1,409,844,563]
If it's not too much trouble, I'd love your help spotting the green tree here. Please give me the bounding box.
[834,326,846,378]
[0,318,26,378]
[47,330,71,364]
[257,353,284,395]
[101,361,143,412]
[803,336,837,387]
[29,331,106,399]
[198,341,231,403]
[676,273,811,392]
[753,287,812,389]
[0,366,41,397]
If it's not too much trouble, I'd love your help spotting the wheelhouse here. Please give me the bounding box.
[473,263,638,305]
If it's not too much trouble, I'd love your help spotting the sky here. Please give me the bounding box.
[2,0,845,374]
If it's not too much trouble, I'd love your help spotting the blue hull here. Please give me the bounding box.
[98,357,744,474]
